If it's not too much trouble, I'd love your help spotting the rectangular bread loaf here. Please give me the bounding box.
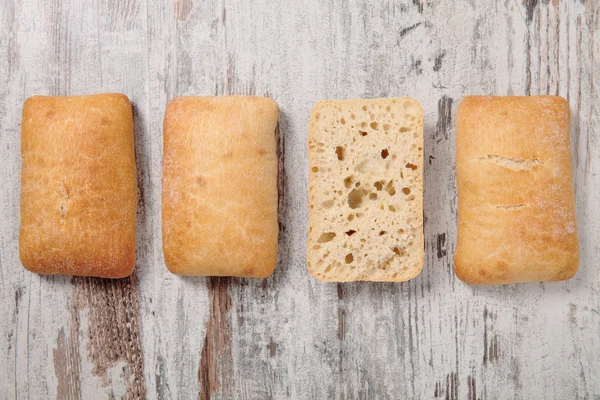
[19,94,137,278]
[307,98,424,282]
[454,96,579,284]
[162,96,279,278]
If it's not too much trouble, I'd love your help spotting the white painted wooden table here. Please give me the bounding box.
[1,0,599,399]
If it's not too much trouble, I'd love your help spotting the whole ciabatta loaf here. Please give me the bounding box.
[19,94,137,278]
[454,96,579,284]
[307,98,424,282]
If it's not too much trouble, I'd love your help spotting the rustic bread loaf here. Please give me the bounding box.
[307,98,424,282]
[19,94,137,278]
[162,96,279,278]
[454,96,579,284]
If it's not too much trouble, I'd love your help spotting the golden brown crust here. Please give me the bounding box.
[19,94,137,278]
[454,96,579,285]
[162,96,279,278]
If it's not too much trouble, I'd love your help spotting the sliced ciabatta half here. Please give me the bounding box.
[307,98,424,282]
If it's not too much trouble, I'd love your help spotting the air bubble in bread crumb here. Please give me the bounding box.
[344,176,354,189]
[336,146,345,161]
[370,121,379,129]
[321,200,335,209]
[386,182,396,196]
[345,253,354,264]
[317,232,336,243]
[348,189,363,209]
[393,247,407,257]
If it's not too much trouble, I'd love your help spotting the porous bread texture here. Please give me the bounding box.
[307,98,424,282]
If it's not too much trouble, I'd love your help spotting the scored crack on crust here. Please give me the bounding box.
[307,98,424,282]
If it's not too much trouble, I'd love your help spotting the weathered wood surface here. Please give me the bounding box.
[0,0,599,398]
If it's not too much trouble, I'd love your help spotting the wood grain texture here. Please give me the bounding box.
[0,0,599,399]
[199,278,232,400]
